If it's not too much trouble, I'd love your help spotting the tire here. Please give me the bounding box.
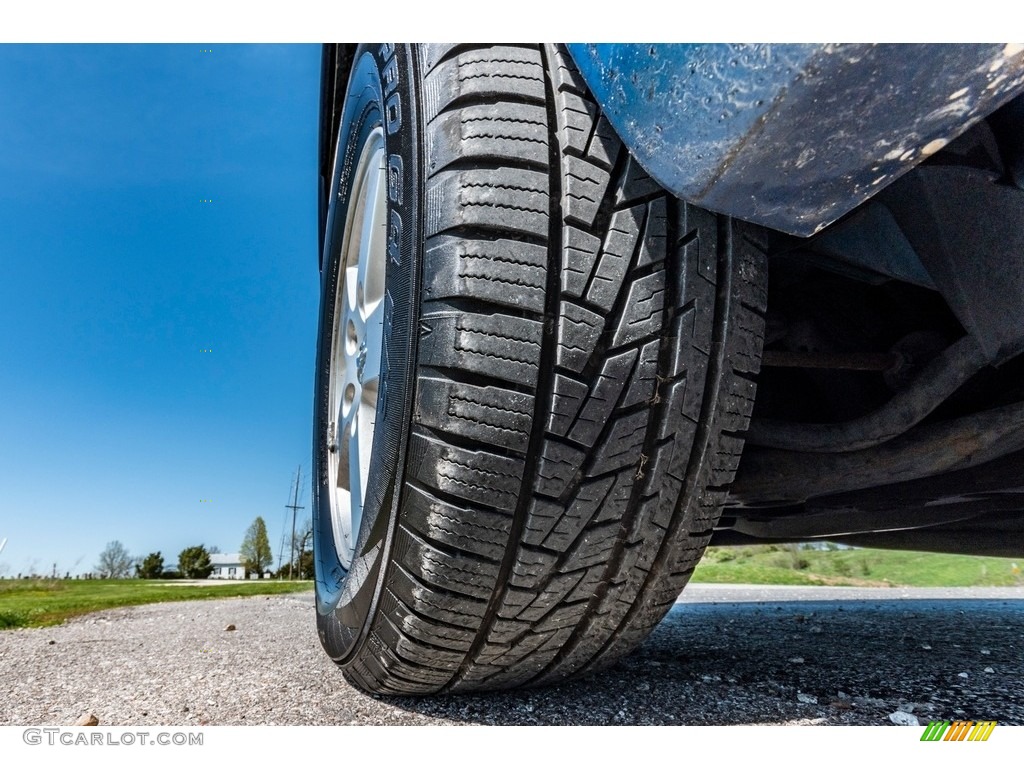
[313,43,768,695]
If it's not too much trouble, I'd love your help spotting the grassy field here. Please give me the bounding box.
[692,545,1024,587]
[0,579,313,630]
[4,547,1020,630]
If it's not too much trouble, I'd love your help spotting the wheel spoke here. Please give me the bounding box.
[336,392,354,492]
[356,150,386,312]
[343,265,359,323]
[359,392,378,479]
[336,340,361,486]
[362,300,385,385]
[346,412,364,535]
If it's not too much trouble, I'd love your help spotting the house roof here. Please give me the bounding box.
[209,553,244,566]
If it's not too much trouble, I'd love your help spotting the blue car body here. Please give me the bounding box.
[567,43,1024,237]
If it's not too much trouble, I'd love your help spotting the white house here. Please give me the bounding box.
[209,553,246,580]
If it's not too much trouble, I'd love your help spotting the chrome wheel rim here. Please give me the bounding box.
[326,126,387,570]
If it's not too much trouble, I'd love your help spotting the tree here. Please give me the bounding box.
[136,551,164,579]
[278,548,314,580]
[279,517,313,580]
[178,545,213,579]
[280,518,313,580]
[96,541,134,579]
[240,516,273,577]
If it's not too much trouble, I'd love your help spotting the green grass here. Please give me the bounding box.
[0,579,313,629]
[692,545,1024,587]
[7,547,1016,629]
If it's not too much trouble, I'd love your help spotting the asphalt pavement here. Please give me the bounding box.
[2,585,1021,725]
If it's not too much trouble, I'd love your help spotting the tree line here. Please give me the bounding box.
[90,515,313,579]
[96,541,220,579]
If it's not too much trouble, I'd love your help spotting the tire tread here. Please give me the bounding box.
[339,44,767,695]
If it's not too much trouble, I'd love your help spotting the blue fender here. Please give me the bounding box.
[567,43,1024,236]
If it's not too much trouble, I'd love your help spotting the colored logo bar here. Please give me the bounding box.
[921,721,997,741]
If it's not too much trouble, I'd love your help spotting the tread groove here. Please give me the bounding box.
[443,41,566,692]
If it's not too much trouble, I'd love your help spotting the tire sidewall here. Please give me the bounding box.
[313,44,420,662]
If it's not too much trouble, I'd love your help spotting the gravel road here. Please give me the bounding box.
[2,585,1021,726]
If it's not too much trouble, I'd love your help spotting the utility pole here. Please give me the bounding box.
[277,508,288,581]
[285,466,305,580]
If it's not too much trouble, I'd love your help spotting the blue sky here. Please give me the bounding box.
[0,44,321,576]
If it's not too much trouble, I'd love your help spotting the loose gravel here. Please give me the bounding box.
[2,587,1021,725]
